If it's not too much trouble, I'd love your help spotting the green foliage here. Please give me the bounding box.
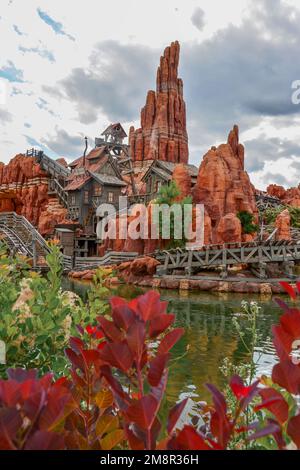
[237,210,259,234]
[0,242,107,378]
[155,181,193,249]
[264,205,300,228]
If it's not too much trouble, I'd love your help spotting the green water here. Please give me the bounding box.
[63,278,282,403]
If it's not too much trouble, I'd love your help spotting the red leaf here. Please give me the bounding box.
[81,349,102,367]
[65,348,84,372]
[272,360,300,394]
[126,321,146,361]
[131,291,168,322]
[230,375,252,400]
[168,425,212,450]
[100,365,130,405]
[287,414,300,448]
[167,398,189,434]
[111,301,135,331]
[69,336,85,352]
[248,419,282,443]
[86,325,104,339]
[125,395,158,430]
[256,388,289,424]
[99,341,133,372]
[149,314,175,338]
[6,369,38,382]
[125,426,145,450]
[158,328,184,354]
[24,431,65,450]
[279,281,297,300]
[148,354,169,387]
[97,316,123,342]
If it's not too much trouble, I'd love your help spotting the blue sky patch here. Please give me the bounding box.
[0,61,24,82]
[25,135,58,158]
[37,9,75,41]
[19,45,55,63]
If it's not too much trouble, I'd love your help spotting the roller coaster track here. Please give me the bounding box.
[0,212,138,271]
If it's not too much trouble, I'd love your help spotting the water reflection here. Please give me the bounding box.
[62,278,282,403]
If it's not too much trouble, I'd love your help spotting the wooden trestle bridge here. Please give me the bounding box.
[1,211,299,279]
[155,239,300,279]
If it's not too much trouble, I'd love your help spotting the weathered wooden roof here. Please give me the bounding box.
[141,160,198,183]
[101,123,127,138]
[90,172,127,187]
[64,174,91,191]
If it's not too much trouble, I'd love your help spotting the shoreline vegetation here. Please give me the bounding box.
[0,241,300,450]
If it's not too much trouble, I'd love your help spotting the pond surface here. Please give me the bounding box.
[63,278,282,404]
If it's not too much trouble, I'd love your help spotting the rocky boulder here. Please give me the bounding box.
[193,125,257,244]
[275,209,291,241]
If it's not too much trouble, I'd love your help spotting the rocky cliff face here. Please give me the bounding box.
[129,41,188,164]
[0,155,69,236]
[193,125,258,244]
[275,209,291,241]
[267,184,300,208]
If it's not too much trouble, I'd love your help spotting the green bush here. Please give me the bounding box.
[264,205,300,228]
[237,211,259,234]
[0,242,106,377]
[156,181,193,249]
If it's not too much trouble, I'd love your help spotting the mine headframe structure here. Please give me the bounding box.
[95,124,137,196]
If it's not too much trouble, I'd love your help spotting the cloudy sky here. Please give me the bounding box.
[0,0,300,190]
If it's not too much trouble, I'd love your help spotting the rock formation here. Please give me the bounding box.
[193,125,258,244]
[215,213,242,244]
[267,184,300,208]
[275,209,291,241]
[171,164,192,200]
[0,155,70,236]
[129,41,188,164]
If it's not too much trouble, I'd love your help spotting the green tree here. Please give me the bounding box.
[237,210,259,234]
[155,181,193,249]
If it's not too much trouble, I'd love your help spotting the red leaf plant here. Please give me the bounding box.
[95,290,184,450]
[1,285,300,450]
[0,369,75,449]
[169,282,300,450]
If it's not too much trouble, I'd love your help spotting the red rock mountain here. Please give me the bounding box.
[193,125,258,243]
[267,184,300,208]
[0,155,69,235]
[129,41,188,164]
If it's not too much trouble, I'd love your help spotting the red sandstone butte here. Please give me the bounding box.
[172,164,192,200]
[129,41,188,164]
[0,155,70,235]
[267,184,300,208]
[275,209,291,241]
[193,125,258,243]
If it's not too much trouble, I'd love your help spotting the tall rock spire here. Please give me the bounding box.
[129,41,189,164]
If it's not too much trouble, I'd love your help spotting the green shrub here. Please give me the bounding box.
[237,211,259,234]
[0,242,106,377]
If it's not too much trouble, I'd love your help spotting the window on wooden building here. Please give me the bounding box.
[108,192,114,203]
[156,181,162,192]
[84,190,89,204]
[94,185,102,197]
[70,194,76,205]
